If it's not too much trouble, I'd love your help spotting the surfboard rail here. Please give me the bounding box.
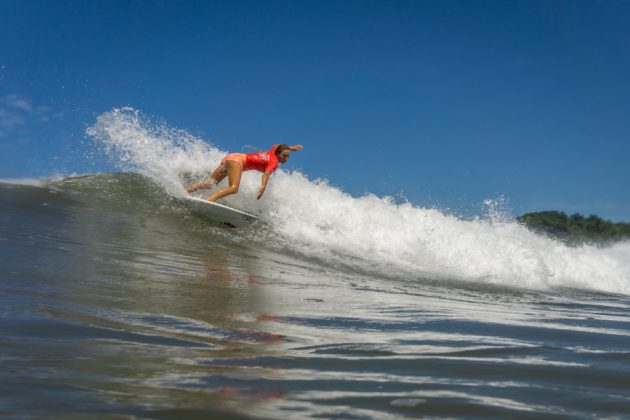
[182,196,257,228]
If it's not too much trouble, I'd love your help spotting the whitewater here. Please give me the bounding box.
[2,107,630,418]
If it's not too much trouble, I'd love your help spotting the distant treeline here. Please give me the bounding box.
[517,211,630,244]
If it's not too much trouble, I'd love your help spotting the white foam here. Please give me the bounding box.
[87,107,224,195]
[259,171,630,294]
[86,108,630,295]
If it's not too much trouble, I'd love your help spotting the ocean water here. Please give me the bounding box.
[1,108,630,418]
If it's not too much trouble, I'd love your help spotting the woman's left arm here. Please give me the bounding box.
[257,170,272,199]
[289,145,304,151]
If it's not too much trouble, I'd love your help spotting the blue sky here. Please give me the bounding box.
[1,0,629,220]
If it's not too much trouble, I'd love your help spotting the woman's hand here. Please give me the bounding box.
[256,186,266,200]
[290,145,304,151]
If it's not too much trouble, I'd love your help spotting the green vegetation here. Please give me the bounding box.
[517,211,630,245]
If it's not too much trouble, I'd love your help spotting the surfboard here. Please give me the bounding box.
[181,196,257,228]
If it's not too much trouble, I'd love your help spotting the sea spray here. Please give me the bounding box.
[87,107,223,195]
[86,108,630,295]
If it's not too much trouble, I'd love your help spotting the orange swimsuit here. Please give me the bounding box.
[222,146,279,173]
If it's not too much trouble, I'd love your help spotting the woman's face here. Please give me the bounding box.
[278,149,291,163]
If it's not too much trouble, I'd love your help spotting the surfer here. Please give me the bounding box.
[186,144,304,202]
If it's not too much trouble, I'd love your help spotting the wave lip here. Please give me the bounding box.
[0,176,69,187]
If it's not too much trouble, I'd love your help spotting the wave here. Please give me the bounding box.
[20,106,627,295]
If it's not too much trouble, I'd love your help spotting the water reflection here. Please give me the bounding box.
[4,191,289,415]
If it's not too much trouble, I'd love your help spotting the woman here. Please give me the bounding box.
[186,144,304,202]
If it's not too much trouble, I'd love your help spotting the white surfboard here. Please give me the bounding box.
[182,196,257,228]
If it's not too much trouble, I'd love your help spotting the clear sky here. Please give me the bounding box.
[1,0,629,220]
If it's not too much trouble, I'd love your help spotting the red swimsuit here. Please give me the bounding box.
[222,146,279,173]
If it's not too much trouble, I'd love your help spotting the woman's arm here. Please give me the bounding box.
[272,144,303,151]
[257,170,272,199]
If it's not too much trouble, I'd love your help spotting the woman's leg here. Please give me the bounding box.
[186,164,228,193]
[206,160,243,202]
